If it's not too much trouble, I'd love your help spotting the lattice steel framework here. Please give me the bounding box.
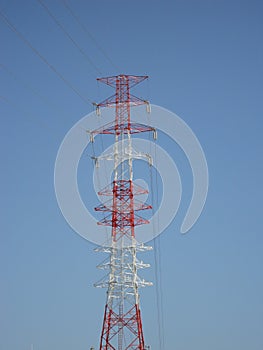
[91,75,155,350]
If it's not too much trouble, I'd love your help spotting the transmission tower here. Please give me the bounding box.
[90,75,155,350]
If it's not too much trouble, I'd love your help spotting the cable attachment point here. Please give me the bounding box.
[146,154,153,167]
[92,102,101,116]
[91,156,99,168]
[86,130,94,143]
[145,101,151,114]
[96,106,101,116]
[153,128,158,140]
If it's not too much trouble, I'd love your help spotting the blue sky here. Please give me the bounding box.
[1,1,263,350]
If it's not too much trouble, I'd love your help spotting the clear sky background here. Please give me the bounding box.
[1,1,263,350]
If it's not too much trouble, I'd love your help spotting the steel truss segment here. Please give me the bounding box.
[96,281,145,289]
[94,243,153,253]
[97,180,149,197]
[96,256,150,270]
[93,148,152,165]
[100,304,145,350]
[95,199,152,213]
[97,93,148,108]
[94,75,152,350]
[97,75,148,89]
[91,121,154,136]
[97,213,149,227]
[96,260,150,271]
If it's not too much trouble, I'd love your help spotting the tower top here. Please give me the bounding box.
[97,74,148,89]
[95,74,149,109]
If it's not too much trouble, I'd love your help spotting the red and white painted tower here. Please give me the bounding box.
[90,75,155,350]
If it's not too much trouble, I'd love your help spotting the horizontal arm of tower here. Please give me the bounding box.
[94,279,153,289]
[96,93,149,108]
[94,243,153,253]
[90,148,153,169]
[97,74,148,88]
[97,180,149,196]
[90,120,155,137]
[96,258,151,270]
[95,198,152,213]
[97,213,150,227]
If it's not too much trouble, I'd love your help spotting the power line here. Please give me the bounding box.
[62,0,120,72]
[149,165,165,350]
[0,94,54,134]
[153,140,166,350]
[37,0,102,75]
[1,63,65,114]
[0,9,94,106]
[147,112,165,350]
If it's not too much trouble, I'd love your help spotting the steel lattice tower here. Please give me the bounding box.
[90,75,155,350]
